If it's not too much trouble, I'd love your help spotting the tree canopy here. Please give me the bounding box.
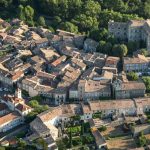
[0,0,149,55]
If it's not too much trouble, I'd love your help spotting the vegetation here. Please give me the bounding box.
[92,112,102,119]
[34,138,48,150]
[25,99,49,123]
[98,125,107,132]
[0,0,149,55]
[127,72,139,81]
[70,115,81,121]
[67,126,81,134]
[137,132,147,147]
[22,89,29,97]
[82,135,94,144]
[112,44,128,57]
[142,77,150,93]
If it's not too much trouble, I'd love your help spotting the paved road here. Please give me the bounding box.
[0,124,29,142]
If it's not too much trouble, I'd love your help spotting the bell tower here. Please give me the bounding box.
[15,88,22,99]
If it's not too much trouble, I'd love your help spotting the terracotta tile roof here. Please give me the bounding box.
[16,103,32,112]
[134,97,150,108]
[121,82,146,91]
[0,112,21,125]
[38,104,80,122]
[51,55,67,67]
[3,95,24,105]
[12,70,24,81]
[89,99,135,111]
[124,56,148,64]
[84,80,111,93]
[105,56,120,65]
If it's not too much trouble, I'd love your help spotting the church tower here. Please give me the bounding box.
[15,88,22,99]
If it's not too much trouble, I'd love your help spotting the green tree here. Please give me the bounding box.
[103,0,127,12]
[24,5,34,26]
[140,48,148,56]
[69,128,72,148]
[98,126,107,132]
[138,132,147,147]
[0,0,12,8]
[84,0,101,17]
[59,22,78,33]
[112,44,128,57]
[127,41,139,55]
[68,0,82,19]
[142,77,150,93]
[74,14,99,31]
[38,16,46,26]
[35,138,48,150]
[97,41,106,53]
[18,5,25,21]
[57,0,69,19]
[97,41,112,55]
[29,100,39,108]
[144,0,150,18]
[127,72,138,81]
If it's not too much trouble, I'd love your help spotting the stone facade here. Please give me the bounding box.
[123,55,149,72]
[108,20,150,51]
[112,79,146,99]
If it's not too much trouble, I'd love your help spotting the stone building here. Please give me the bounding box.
[108,20,150,51]
[78,79,111,101]
[112,79,146,99]
[123,54,149,72]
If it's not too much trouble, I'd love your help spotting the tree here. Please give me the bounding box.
[68,0,82,19]
[38,16,46,26]
[57,0,69,19]
[24,5,34,26]
[127,72,138,81]
[103,42,112,55]
[35,138,48,150]
[29,100,39,108]
[127,41,139,55]
[69,128,72,148]
[138,132,147,147]
[0,0,12,8]
[112,44,128,57]
[144,0,150,18]
[98,126,107,132]
[97,41,106,53]
[73,14,99,32]
[25,111,38,123]
[140,49,148,56]
[89,28,108,42]
[59,22,78,33]
[84,0,101,17]
[142,77,150,93]
[18,5,26,21]
[97,41,112,55]
[103,0,127,12]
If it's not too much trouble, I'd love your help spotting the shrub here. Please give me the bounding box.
[98,125,107,132]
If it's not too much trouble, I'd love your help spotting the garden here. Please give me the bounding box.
[56,118,95,150]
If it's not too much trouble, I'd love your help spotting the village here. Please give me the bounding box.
[1,18,150,150]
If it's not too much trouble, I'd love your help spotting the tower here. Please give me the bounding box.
[15,88,22,99]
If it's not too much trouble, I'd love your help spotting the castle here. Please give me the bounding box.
[108,20,150,50]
